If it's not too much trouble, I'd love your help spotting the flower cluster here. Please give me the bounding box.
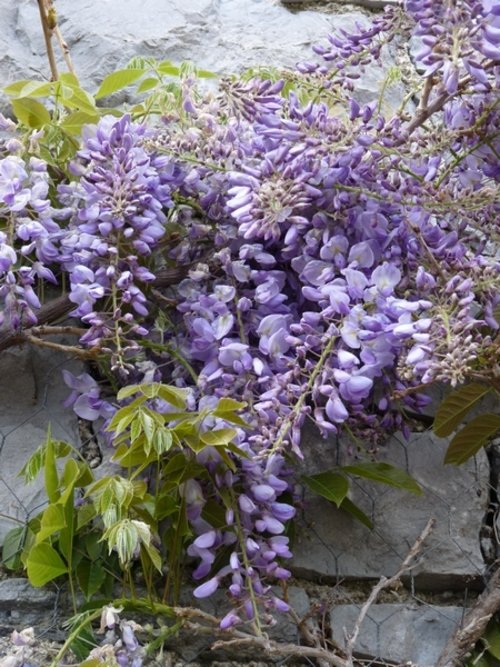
[0,150,67,330]
[58,115,185,373]
[1,0,499,629]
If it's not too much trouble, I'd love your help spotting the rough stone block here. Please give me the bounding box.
[0,346,82,544]
[330,603,463,666]
[292,430,489,588]
[0,0,406,114]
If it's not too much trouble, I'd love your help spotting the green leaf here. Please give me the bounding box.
[137,77,159,93]
[200,428,237,447]
[158,61,181,76]
[11,98,51,129]
[26,542,68,586]
[116,384,142,400]
[35,503,66,543]
[156,385,189,409]
[60,110,99,135]
[154,429,173,455]
[341,462,423,495]
[302,472,349,507]
[76,559,106,600]
[140,411,156,445]
[2,526,26,570]
[4,80,35,95]
[77,503,97,531]
[45,432,60,504]
[69,625,99,662]
[9,80,54,99]
[19,440,71,483]
[95,68,145,99]
[444,414,500,465]
[339,497,373,529]
[142,542,163,573]
[59,83,97,113]
[212,398,248,426]
[214,398,247,412]
[484,620,500,659]
[201,500,227,528]
[434,383,491,437]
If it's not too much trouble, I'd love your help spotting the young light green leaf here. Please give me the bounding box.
[44,432,60,504]
[302,472,349,507]
[444,414,500,465]
[137,77,159,93]
[4,79,35,95]
[214,398,247,412]
[77,503,97,531]
[95,68,145,99]
[341,462,423,495]
[26,542,68,586]
[200,428,237,447]
[60,110,99,135]
[10,80,54,99]
[154,429,173,455]
[158,61,181,76]
[59,83,97,113]
[11,98,51,129]
[156,385,189,409]
[35,503,66,544]
[433,383,491,437]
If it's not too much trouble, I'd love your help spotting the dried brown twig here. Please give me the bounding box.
[176,519,436,667]
[344,518,435,665]
[435,566,500,667]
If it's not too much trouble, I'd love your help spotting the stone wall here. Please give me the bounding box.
[0,1,497,665]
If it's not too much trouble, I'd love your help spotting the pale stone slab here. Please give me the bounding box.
[292,431,489,587]
[330,603,463,665]
[0,0,405,113]
[0,346,82,543]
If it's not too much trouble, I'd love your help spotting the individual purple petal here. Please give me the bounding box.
[193,576,219,598]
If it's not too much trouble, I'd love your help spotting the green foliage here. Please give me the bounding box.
[434,383,492,437]
[432,383,500,465]
[3,58,215,167]
[2,383,248,612]
[302,461,422,529]
[444,414,500,465]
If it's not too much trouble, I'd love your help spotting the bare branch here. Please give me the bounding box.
[0,266,187,354]
[344,518,436,664]
[36,0,59,81]
[435,566,500,667]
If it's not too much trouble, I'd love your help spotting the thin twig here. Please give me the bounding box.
[344,518,436,664]
[24,334,100,359]
[36,0,59,81]
[53,25,75,75]
[30,325,87,337]
[435,566,500,667]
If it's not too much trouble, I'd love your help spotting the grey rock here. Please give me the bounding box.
[0,0,405,115]
[0,345,83,544]
[0,577,56,609]
[0,577,58,634]
[330,603,463,665]
[292,430,489,588]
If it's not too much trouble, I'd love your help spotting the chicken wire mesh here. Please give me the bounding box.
[0,344,497,665]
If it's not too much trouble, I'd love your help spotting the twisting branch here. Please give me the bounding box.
[435,566,500,667]
[344,518,436,665]
[0,266,187,354]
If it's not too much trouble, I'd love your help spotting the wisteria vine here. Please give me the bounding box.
[0,0,499,637]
